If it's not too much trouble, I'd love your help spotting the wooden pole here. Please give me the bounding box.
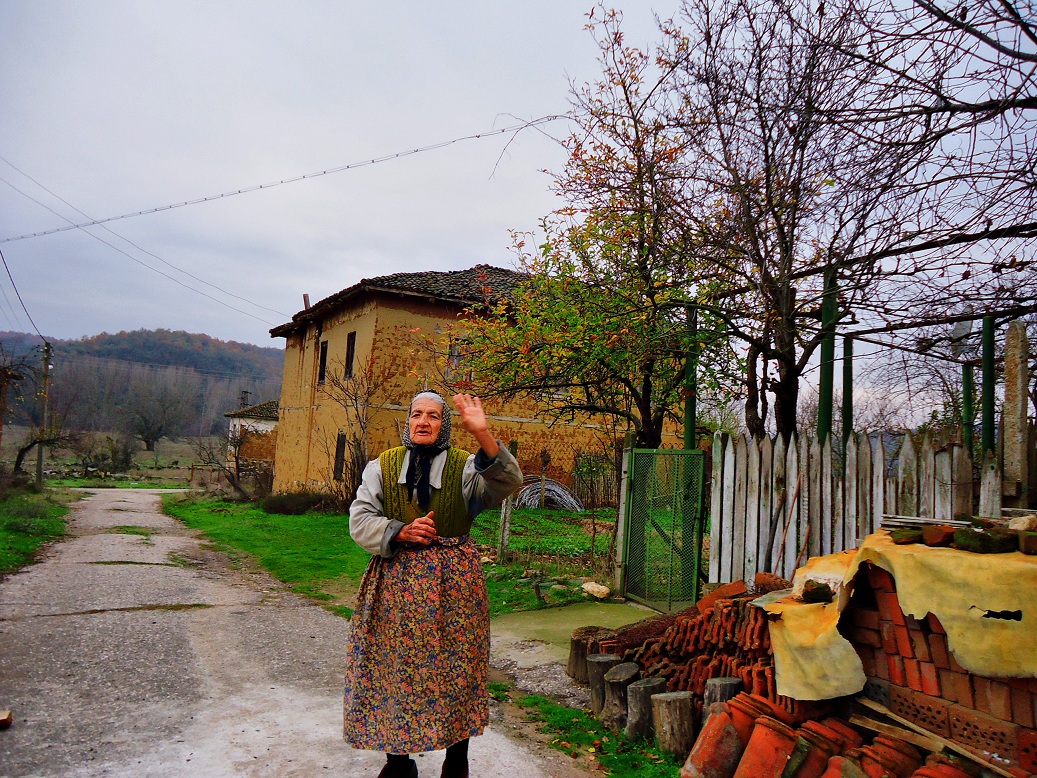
[600,662,640,730]
[652,690,697,758]
[587,653,623,715]
[625,677,667,741]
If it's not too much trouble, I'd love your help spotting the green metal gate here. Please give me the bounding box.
[622,448,706,612]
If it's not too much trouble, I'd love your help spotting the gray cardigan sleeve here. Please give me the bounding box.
[348,442,523,558]
[348,458,406,558]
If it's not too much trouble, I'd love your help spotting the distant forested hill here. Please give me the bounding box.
[0,329,283,383]
[0,330,284,440]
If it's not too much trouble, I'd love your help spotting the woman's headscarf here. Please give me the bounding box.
[402,391,451,510]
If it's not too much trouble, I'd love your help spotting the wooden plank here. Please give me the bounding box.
[797,433,811,569]
[732,433,749,583]
[885,476,898,515]
[769,433,787,574]
[709,433,726,584]
[952,443,973,520]
[872,434,886,535]
[897,433,918,517]
[919,433,935,519]
[844,433,859,548]
[744,434,761,583]
[720,434,736,582]
[833,478,844,552]
[854,697,1013,778]
[821,436,833,555]
[847,714,947,752]
[935,448,952,521]
[857,433,873,543]
[758,435,774,574]
[978,449,1002,519]
[783,435,800,578]
[808,434,822,559]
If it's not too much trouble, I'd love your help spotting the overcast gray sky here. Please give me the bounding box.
[0,1,676,347]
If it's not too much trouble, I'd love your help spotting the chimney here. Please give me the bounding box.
[303,293,311,309]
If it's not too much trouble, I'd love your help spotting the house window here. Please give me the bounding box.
[317,341,329,384]
[333,432,347,481]
[345,331,357,379]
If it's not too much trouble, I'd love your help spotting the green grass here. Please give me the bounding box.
[46,477,186,489]
[0,487,70,576]
[473,507,615,557]
[511,692,681,777]
[162,495,370,614]
[161,496,616,618]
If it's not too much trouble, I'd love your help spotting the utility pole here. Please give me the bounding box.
[35,341,52,488]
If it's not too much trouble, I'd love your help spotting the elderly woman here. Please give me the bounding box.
[343,391,523,778]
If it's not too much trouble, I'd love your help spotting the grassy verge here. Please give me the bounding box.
[161,495,618,618]
[492,683,681,778]
[47,477,187,489]
[0,486,71,576]
[162,494,369,617]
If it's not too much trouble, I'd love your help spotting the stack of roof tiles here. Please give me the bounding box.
[844,562,1037,773]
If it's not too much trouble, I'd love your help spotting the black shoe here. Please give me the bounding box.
[440,761,468,778]
[378,757,418,778]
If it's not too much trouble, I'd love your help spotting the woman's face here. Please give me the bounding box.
[409,397,444,446]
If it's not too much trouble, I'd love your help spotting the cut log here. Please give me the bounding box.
[652,690,696,758]
[701,677,742,727]
[625,676,667,741]
[586,653,623,715]
[567,625,611,683]
[600,661,640,730]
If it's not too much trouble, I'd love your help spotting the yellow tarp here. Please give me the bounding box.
[759,532,1037,701]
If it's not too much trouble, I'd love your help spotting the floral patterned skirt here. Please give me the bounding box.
[342,534,489,753]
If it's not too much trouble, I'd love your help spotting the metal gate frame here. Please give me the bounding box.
[617,448,706,612]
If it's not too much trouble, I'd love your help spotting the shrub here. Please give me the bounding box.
[261,491,328,515]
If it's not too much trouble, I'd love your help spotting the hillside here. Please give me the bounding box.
[0,329,283,383]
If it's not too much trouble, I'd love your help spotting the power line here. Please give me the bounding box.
[0,176,279,325]
[0,245,46,344]
[1,117,561,244]
[0,157,293,319]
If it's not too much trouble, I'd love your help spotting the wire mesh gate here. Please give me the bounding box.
[622,448,706,612]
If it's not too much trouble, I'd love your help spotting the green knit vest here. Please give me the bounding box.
[380,446,473,537]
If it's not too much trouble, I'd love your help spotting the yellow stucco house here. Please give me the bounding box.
[268,264,621,497]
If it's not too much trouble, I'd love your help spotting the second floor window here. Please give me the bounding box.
[345,331,357,379]
[317,340,329,384]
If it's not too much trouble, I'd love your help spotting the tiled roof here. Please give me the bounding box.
[270,264,526,338]
[225,400,279,420]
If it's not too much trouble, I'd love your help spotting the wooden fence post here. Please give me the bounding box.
[496,440,519,562]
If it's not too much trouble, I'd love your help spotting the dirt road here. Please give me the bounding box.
[0,490,589,777]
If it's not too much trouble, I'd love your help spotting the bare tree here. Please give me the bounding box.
[122,366,201,451]
[193,426,261,500]
[314,355,393,503]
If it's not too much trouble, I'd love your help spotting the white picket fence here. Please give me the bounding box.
[707,431,984,583]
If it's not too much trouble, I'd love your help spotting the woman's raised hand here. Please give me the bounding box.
[453,394,499,458]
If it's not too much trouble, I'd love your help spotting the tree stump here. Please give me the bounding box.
[586,653,623,715]
[652,690,696,758]
[600,661,640,730]
[701,677,742,727]
[568,626,611,683]
[625,676,667,741]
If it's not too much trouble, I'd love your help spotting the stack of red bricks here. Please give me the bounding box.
[626,576,825,723]
[844,562,1037,774]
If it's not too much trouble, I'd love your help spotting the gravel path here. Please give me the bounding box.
[0,490,590,777]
